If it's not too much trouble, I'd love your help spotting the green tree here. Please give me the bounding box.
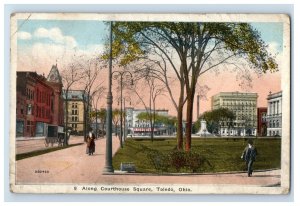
[90,108,107,136]
[198,108,235,135]
[105,22,278,151]
[98,108,107,134]
[137,112,177,136]
[132,77,164,142]
[112,108,121,136]
[112,108,126,147]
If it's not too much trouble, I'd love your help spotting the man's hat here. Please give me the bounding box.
[247,139,253,145]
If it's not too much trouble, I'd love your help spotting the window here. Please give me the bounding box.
[72,109,78,115]
[27,104,32,115]
[20,105,24,115]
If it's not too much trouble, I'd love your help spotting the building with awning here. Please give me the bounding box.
[125,107,175,136]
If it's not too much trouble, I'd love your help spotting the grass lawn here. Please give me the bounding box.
[112,138,281,173]
[16,143,84,161]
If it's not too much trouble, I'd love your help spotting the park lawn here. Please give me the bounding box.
[112,138,281,173]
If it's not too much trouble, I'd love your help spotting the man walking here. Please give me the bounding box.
[241,139,257,177]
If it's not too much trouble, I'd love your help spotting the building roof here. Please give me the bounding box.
[212,91,258,99]
[267,91,282,100]
[47,64,62,84]
[62,90,89,100]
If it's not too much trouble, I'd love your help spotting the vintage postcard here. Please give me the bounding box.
[10,13,290,194]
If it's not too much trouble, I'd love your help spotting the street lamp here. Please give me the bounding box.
[103,21,114,174]
[112,71,134,148]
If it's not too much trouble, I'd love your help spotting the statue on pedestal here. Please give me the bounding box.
[196,119,211,137]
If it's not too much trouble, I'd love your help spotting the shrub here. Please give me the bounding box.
[185,151,204,172]
[169,150,186,172]
[147,148,211,173]
[146,149,170,173]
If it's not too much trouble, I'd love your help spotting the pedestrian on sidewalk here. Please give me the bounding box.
[241,139,257,177]
[86,127,96,155]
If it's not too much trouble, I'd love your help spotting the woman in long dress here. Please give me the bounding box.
[86,128,96,155]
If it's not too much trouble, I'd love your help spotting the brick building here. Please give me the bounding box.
[16,72,36,137]
[257,107,267,136]
[16,65,64,138]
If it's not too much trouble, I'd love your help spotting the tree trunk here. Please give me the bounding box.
[185,94,194,152]
[185,82,196,152]
[150,98,156,142]
[176,73,185,150]
[83,100,87,142]
[177,103,184,150]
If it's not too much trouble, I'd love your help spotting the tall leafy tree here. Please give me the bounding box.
[199,108,235,134]
[106,22,278,151]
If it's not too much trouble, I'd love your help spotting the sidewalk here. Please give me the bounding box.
[15,136,281,186]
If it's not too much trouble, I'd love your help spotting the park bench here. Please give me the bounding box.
[120,162,136,172]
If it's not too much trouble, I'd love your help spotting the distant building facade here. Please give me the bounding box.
[125,108,173,136]
[266,91,282,137]
[257,107,267,136]
[211,92,258,136]
[63,90,88,135]
[16,65,64,137]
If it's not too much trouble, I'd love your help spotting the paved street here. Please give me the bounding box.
[15,136,281,187]
[16,136,85,154]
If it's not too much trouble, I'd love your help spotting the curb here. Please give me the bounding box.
[103,168,281,176]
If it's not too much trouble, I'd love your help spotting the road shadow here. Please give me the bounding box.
[85,154,104,156]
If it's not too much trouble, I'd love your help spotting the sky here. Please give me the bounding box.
[16,19,284,119]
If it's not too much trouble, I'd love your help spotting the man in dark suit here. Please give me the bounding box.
[241,139,257,177]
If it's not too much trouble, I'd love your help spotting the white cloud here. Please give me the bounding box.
[17,28,105,72]
[34,27,77,48]
[17,31,32,40]
[86,44,105,54]
[17,41,105,72]
[267,41,283,71]
[267,41,281,55]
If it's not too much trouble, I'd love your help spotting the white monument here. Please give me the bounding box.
[196,119,211,136]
